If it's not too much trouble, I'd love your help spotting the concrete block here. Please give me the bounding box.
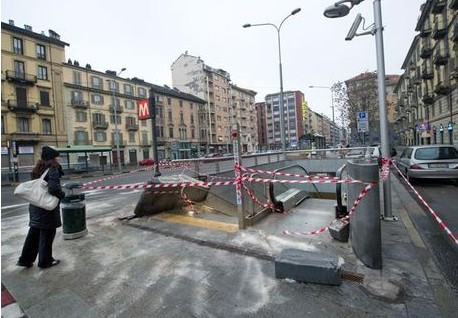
[275,249,342,285]
[328,219,350,242]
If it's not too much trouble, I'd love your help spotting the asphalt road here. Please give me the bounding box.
[394,174,458,294]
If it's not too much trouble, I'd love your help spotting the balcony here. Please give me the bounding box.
[433,45,449,65]
[10,132,40,142]
[432,16,447,39]
[420,41,433,58]
[422,92,434,105]
[450,0,458,10]
[70,99,89,108]
[7,100,39,113]
[453,22,458,42]
[419,25,432,38]
[109,105,124,113]
[431,0,446,14]
[5,71,37,85]
[434,81,451,95]
[125,123,139,131]
[93,121,108,130]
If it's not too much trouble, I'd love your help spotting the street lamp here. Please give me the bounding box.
[309,85,336,148]
[243,7,301,152]
[108,67,126,173]
[323,0,396,220]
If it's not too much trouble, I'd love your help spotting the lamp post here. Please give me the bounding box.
[309,85,336,147]
[243,7,301,152]
[108,67,126,173]
[324,0,395,220]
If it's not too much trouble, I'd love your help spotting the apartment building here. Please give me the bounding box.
[1,20,69,166]
[171,52,257,154]
[62,62,205,163]
[394,0,458,146]
[265,90,305,149]
[307,109,329,149]
[231,85,257,153]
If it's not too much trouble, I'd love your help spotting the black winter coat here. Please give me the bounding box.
[29,166,65,229]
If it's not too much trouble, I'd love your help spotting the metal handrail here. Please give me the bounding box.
[269,164,322,209]
[335,163,348,217]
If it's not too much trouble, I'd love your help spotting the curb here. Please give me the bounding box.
[1,284,25,318]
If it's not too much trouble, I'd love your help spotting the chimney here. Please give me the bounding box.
[8,20,14,26]
[24,24,32,31]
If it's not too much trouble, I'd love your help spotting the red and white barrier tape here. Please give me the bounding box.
[241,183,276,211]
[239,166,340,180]
[393,162,458,246]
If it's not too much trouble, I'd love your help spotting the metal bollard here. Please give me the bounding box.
[347,159,381,269]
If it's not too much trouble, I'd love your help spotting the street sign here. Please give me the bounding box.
[357,111,368,121]
[357,121,369,132]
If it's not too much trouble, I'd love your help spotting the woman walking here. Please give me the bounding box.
[17,146,66,269]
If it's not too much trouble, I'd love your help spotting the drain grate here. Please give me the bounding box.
[341,270,365,284]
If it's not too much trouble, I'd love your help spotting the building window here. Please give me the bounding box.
[168,111,173,122]
[169,127,174,138]
[72,91,83,102]
[93,113,105,124]
[14,60,25,78]
[190,103,193,110]
[73,71,81,85]
[40,91,50,106]
[95,131,106,142]
[75,110,87,122]
[138,87,146,97]
[17,117,30,132]
[191,114,194,124]
[142,132,148,144]
[37,66,48,80]
[179,101,183,107]
[91,94,104,105]
[1,116,5,134]
[129,132,136,142]
[124,84,133,95]
[36,44,46,60]
[42,118,52,134]
[91,76,103,89]
[125,100,135,110]
[141,120,147,127]
[167,98,171,105]
[75,130,88,144]
[191,128,195,139]
[110,114,122,125]
[13,37,23,54]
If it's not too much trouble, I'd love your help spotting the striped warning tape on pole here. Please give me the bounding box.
[239,166,340,180]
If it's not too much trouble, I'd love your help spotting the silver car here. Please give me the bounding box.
[396,145,458,182]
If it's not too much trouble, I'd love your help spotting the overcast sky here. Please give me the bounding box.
[2,0,424,121]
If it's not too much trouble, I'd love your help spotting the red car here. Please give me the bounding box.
[139,159,155,165]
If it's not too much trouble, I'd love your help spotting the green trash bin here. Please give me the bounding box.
[61,194,88,240]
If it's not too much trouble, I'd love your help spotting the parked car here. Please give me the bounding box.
[396,145,458,182]
[139,159,155,165]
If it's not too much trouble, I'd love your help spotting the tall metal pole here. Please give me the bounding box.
[149,88,161,177]
[109,68,126,173]
[373,0,394,220]
[243,8,301,152]
[277,29,286,152]
[111,80,123,173]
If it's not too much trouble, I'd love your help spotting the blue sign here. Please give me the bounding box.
[357,111,368,120]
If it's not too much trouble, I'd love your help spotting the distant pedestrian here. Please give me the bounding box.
[17,146,65,269]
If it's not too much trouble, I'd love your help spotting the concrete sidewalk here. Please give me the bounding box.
[1,175,457,317]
